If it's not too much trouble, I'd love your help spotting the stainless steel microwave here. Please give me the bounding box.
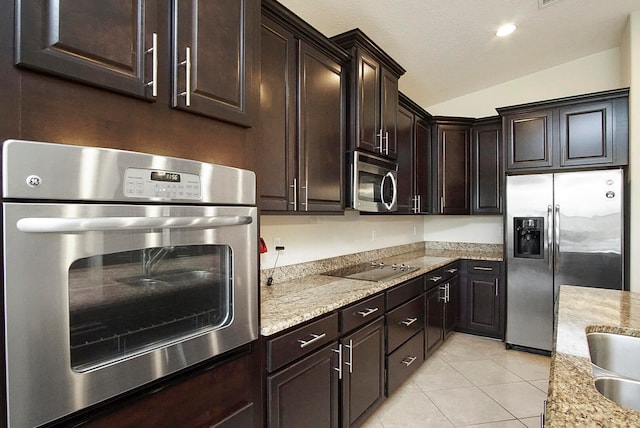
[348,151,398,212]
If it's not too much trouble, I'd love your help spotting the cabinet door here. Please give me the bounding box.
[396,105,415,213]
[380,68,399,159]
[472,121,502,214]
[466,274,501,337]
[424,286,444,357]
[298,41,345,212]
[504,110,554,171]
[172,0,258,127]
[435,124,470,214]
[559,102,613,167]
[16,0,158,99]
[415,119,433,214]
[342,319,385,427]
[356,50,382,154]
[267,343,340,428]
[257,16,297,211]
[444,276,460,337]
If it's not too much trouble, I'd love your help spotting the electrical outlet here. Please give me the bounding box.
[274,237,282,248]
[371,230,376,241]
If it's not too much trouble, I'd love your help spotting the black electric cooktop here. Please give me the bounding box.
[323,261,418,282]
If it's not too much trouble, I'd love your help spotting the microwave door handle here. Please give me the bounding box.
[16,215,254,233]
[380,171,396,210]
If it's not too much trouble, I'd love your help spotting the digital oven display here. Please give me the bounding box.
[150,171,181,182]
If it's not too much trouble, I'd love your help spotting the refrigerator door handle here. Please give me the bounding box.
[555,204,560,272]
[547,205,553,272]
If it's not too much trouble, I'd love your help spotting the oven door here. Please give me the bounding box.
[3,203,258,428]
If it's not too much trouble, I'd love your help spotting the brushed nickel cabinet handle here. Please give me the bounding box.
[357,307,379,318]
[179,47,191,106]
[297,333,326,349]
[332,344,343,379]
[344,339,353,373]
[429,276,442,282]
[289,178,297,210]
[401,356,417,367]
[473,266,493,271]
[401,317,418,327]
[145,32,158,97]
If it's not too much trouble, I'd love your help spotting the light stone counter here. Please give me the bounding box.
[260,242,502,336]
[546,285,640,426]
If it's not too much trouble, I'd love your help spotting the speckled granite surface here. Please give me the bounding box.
[546,285,640,426]
[260,242,502,336]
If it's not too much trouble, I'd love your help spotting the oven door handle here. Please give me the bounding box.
[16,215,254,233]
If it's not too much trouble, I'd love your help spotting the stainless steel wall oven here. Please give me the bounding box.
[1,140,258,427]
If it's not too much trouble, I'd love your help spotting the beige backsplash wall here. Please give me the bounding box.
[259,212,502,269]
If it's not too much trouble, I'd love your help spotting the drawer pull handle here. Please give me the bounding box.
[401,356,417,367]
[429,276,442,282]
[473,266,493,271]
[446,268,458,273]
[298,333,327,348]
[401,317,418,327]
[357,307,379,317]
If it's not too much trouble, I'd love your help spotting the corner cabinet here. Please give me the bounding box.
[258,2,348,212]
[332,29,406,160]
[498,88,629,173]
[15,0,259,127]
[172,0,259,127]
[397,93,433,214]
[432,118,473,214]
[471,117,502,214]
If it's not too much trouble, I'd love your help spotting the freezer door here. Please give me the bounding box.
[506,174,554,351]
[554,169,623,291]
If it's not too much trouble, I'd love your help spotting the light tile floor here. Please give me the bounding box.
[363,332,550,428]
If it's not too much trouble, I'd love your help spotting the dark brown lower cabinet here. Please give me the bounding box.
[424,285,444,357]
[267,342,340,428]
[341,318,386,427]
[387,331,424,395]
[443,276,459,338]
[459,260,505,339]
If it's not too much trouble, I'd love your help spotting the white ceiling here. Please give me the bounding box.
[277,0,640,108]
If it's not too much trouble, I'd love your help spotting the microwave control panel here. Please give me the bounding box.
[123,167,201,200]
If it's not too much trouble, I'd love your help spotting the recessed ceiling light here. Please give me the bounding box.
[496,23,517,37]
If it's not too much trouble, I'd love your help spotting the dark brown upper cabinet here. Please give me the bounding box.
[498,88,629,173]
[332,30,405,160]
[16,0,259,128]
[471,117,502,214]
[172,0,258,127]
[397,93,432,214]
[16,0,159,100]
[432,117,473,215]
[258,0,348,213]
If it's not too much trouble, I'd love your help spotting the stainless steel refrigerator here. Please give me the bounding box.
[505,169,625,352]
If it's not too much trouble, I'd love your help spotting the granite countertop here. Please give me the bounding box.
[260,244,502,336]
[546,285,640,426]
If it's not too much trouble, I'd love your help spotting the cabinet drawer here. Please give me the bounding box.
[386,276,424,310]
[340,294,385,334]
[424,267,445,288]
[267,313,339,372]
[467,260,501,275]
[387,331,424,395]
[386,295,424,353]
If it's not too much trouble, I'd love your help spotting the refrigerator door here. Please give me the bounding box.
[553,169,623,292]
[506,174,554,351]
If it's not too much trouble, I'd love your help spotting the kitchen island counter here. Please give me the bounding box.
[547,285,640,426]
[260,243,502,336]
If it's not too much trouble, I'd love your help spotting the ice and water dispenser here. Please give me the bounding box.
[513,217,543,258]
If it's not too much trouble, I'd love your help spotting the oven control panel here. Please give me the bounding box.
[123,167,201,200]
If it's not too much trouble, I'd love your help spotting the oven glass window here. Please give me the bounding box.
[358,171,382,203]
[68,245,232,372]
